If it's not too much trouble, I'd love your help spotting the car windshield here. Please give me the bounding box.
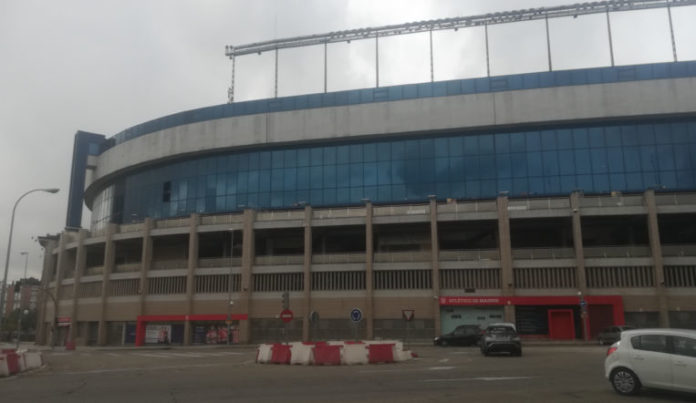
[487,326,515,334]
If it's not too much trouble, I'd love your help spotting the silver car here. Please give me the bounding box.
[605,328,696,395]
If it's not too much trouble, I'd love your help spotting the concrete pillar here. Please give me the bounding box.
[429,198,442,337]
[69,229,88,342]
[138,218,154,317]
[36,237,59,345]
[570,192,587,294]
[645,190,669,328]
[302,206,312,342]
[239,209,256,343]
[184,214,200,345]
[497,196,515,323]
[365,202,374,339]
[97,224,117,346]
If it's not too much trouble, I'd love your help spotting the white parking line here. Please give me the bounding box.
[131,353,174,358]
[428,366,455,371]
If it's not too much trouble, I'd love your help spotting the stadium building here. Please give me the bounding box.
[37,2,696,346]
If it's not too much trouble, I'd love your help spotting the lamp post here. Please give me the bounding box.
[578,291,589,342]
[15,252,28,348]
[0,187,59,341]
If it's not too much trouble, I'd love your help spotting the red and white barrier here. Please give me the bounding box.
[255,340,412,366]
[0,350,43,377]
[0,355,9,377]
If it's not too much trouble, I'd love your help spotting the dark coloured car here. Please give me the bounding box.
[598,325,635,345]
[480,324,522,356]
[434,325,482,346]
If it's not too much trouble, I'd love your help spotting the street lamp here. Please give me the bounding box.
[0,187,59,341]
[578,291,589,342]
[16,252,28,348]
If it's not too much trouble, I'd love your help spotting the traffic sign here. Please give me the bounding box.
[309,311,319,323]
[280,309,294,323]
[350,308,362,323]
[402,309,415,321]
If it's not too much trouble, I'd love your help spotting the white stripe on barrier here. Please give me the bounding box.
[290,344,313,365]
[256,344,273,363]
[0,355,9,377]
[342,344,368,365]
[23,352,43,370]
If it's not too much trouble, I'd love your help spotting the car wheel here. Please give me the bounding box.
[610,368,641,396]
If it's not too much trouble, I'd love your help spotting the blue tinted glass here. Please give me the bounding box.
[621,126,638,146]
[495,134,510,153]
[623,147,641,172]
[479,135,494,154]
[435,138,449,157]
[364,162,377,186]
[435,158,449,181]
[528,152,543,176]
[420,139,435,158]
[637,126,655,145]
[496,154,511,178]
[541,131,557,150]
[310,148,323,166]
[297,167,310,189]
[557,129,573,149]
[406,140,420,159]
[480,156,495,179]
[448,137,464,156]
[588,128,605,148]
[626,173,643,190]
[526,132,541,151]
[593,174,610,192]
[283,149,297,168]
[464,136,478,155]
[297,149,310,167]
[528,177,544,194]
[542,151,559,176]
[464,156,480,178]
[350,144,363,163]
[640,146,657,171]
[558,150,575,175]
[364,143,377,162]
[511,153,527,178]
[672,123,690,143]
[607,148,624,173]
[657,145,675,170]
[324,147,337,165]
[673,146,691,170]
[591,149,608,173]
[391,142,405,160]
[574,149,591,174]
[510,133,525,152]
[337,146,350,164]
[336,165,350,187]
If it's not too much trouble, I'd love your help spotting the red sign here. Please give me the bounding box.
[402,309,415,321]
[56,316,72,326]
[280,309,294,323]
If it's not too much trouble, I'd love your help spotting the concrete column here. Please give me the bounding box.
[365,202,374,339]
[570,192,587,294]
[645,190,669,327]
[184,214,200,345]
[36,237,59,345]
[69,229,88,342]
[497,196,515,323]
[302,206,312,342]
[138,218,154,316]
[429,198,442,337]
[97,224,117,346]
[239,209,256,343]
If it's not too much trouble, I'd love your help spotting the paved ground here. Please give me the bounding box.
[1,344,695,402]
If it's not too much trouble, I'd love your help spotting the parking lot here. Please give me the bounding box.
[1,344,694,402]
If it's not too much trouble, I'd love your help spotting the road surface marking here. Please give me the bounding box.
[438,358,450,363]
[132,353,174,358]
[429,366,455,371]
[422,376,532,382]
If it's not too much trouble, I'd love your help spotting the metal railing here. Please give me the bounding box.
[254,255,304,265]
[511,248,575,260]
[373,251,431,263]
[584,246,651,258]
[439,249,500,261]
[312,253,366,264]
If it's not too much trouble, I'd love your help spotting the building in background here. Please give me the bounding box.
[36,3,696,346]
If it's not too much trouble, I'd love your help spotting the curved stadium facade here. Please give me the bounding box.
[37,60,696,346]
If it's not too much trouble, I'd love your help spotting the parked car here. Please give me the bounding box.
[605,328,696,396]
[434,324,481,346]
[480,323,522,356]
[597,325,635,345]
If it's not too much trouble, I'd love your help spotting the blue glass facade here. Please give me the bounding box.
[96,119,696,226]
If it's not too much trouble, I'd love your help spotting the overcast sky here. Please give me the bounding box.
[1,0,694,283]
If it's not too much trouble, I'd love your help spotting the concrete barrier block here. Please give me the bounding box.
[395,349,413,362]
[17,353,26,372]
[342,344,368,365]
[368,344,395,364]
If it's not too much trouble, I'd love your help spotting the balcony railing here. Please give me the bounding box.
[84,266,104,276]
[114,263,142,273]
[197,257,242,268]
[255,255,304,265]
[373,251,431,263]
[151,259,189,270]
[312,253,366,264]
[662,244,696,257]
[439,249,500,261]
[511,248,575,260]
[584,246,651,258]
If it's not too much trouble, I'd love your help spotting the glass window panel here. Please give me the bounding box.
[574,149,592,174]
[623,147,641,172]
[544,176,560,194]
[297,167,310,190]
[364,186,379,202]
[310,166,323,189]
[420,139,435,158]
[591,149,609,174]
[626,173,643,190]
[558,150,575,175]
[421,159,435,183]
[576,174,593,191]
[238,154,249,171]
[659,171,677,189]
[336,188,350,203]
[391,141,405,160]
[559,175,576,193]
[676,170,694,189]
[406,140,420,159]
[593,174,610,192]
[604,126,621,147]
[391,161,405,184]
[272,151,284,169]
[573,128,589,148]
[310,148,323,166]
[526,132,541,151]
[607,148,624,173]
[510,133,526,152]
[672,123,690,143]
[336,145,350,164]
[465,180,480,198]
[324,147,337,165]
[259,151,272,169]
[270,191,283,208]
[557,129,573,149]
[435,182,450,197]
[479,135,494,154]
[654,124,672,145]
[377,185,391,201]
[336,165,350,187]
[364,143,377,162]
[673,146,691,170]
[640,146,657,171]
[259,170,271,192]
[297,149,310,167]
[541,130,557,150]
[323,188,336,204]
[392,184,406,200]
[464,136,478,155]
[610,173,626,190]
[621,126,638,146]
[637,125,655,145]
[435,158,449,182]
[588,127,604,148]
[364,162,377,186]
[495,134,510,153]
[528,177,544,194]
[283,149,297,168]
[377,161,391,185]
[512,177,528,196]
[497,178,512,194]
[435,138,449,157]
[528,152,543,176]
[480,180,496,197]
[643,171,658,188]
[542,151,559,176]
[271,169,284,191]
[237,171,248,193]
[248,152,259,170]
[448,137,464,156]
[283,168,296,191]
[248,171,259,193]
[451,181,465,197]
[350,144,363,163]
[657,145,675,171]
[464,156,480,179]
[479,155,496,179]
[377,142,391,161]
[310,189,323,205]
[511,153,527,178]
[496,154,512,178]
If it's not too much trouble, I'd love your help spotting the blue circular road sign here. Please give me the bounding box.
[350,308,362,323]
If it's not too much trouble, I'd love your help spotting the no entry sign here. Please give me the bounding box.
[280,309,294,323]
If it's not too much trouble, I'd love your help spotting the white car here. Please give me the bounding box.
[604,328,696,396]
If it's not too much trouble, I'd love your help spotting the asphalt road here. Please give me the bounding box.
[1,345,695,402]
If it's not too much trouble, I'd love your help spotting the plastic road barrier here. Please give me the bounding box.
[368,344,395,364]
[23,352,43,370]
[290,342,313,365]
[1,350,20,374]
[256,344,273,363]
[342,343,369,365]
[0,355,9,377]
[270,344,292,364]
[313,344,342,365]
